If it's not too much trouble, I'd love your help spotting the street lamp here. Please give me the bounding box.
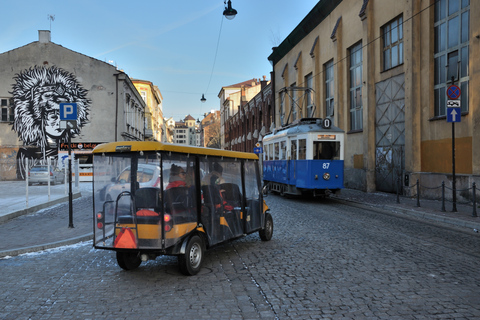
[223,0,237,20]
[201,94,206,103]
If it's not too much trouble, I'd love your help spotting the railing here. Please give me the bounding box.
[397,179,478,217]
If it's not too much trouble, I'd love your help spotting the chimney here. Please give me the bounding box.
[39,30,51,43]
[261,75,268,90]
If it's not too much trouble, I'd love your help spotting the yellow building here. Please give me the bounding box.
[132,79,164,142]
[268,0,478,198]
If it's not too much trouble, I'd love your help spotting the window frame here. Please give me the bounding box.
[324,60,334,118]
[433,0,469,117]
[382,15,404,71]
[0,98,14,122]
[349,42,363,132]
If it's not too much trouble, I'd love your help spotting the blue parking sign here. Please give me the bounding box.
[60,103,78,120]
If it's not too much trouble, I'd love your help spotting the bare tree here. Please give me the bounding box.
[205,121,221,149]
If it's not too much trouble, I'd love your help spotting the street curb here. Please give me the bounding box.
[0,233,93,258]
[332,198,480,232]
[0,192,82,224]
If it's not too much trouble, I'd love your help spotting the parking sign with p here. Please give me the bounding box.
[60,103,78,120]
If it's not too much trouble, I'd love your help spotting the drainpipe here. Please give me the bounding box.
[114,73,119,142]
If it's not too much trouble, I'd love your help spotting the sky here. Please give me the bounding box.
[0,0,319,121]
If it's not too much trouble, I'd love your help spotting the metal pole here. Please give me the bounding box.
[441,181,446,212]
[396,177,400,204]
[68,134,74,228]
[416,179,420,207]
[473,182,477,218]
[25,158,29,208]
[452,121,457,212]
[47,157,52,201]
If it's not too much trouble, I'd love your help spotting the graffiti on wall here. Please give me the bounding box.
[0,148,18,180]
[10,66,91,178]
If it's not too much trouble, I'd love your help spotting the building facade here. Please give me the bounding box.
[0,30,147,179]
[167,115,197,146]
[267,0,479,197]
[200,110,221,149]
[220,77,272,152]
[132,79,164,142]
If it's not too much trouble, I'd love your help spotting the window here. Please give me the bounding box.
[280,141,286,160]
[349,42,363,131]
[280,93,285,126]
[274,142,279,160]
[325,60,334,117]
[434,0,469,116]
[314,141,340,160]
[1,98,14,122]
[140,91,147,103]
[291,82,297,121]
[382,16,404,70]
[290,140,297,160]
[298,139,306,160]
[305,74,314,117]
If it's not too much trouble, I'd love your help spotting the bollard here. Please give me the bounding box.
[441,181,446,212]
[396,177,400,204]
[473,182,477,218]
[416,179,420,207]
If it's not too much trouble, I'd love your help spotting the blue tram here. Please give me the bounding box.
[262,118,344,197]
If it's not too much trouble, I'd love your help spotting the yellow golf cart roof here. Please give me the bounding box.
[93,141,258,160]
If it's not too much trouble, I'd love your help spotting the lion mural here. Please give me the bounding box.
[10,66,91,178]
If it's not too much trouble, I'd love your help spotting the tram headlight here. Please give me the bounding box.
[323,173,331,180]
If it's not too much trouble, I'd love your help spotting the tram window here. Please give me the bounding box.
[298,139,306,160]
[268,144,273,161]
[280,141,286,160]
[314,141,340,160]
[274,143,279,160]
[290,140,297,160]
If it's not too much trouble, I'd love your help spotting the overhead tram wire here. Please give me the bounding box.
[201,10,225,103]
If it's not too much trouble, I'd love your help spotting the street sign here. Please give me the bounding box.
[59,120,78,129]
[253,147,263,154]
[446,85,461,100]
[447,104,461,123]
[60,103,78,120]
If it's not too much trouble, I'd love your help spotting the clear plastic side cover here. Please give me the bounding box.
[93,153,133,247]
[93,152,163,249]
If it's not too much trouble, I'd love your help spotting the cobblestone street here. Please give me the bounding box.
[2,194,480,319]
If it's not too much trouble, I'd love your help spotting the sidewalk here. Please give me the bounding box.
[0,181,92,257]
[332,188,480,232]
[0,183,479,258]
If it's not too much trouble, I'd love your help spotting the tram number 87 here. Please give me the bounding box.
[322,163,330,169]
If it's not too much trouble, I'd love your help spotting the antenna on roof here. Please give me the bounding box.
[47,14,55,31]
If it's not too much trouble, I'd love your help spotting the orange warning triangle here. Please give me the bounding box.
[114,227,137,249]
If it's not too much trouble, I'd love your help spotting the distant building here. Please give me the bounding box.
[200,110,221,149]
[132,79,164,142]
[220,77,272,152]
[169,115,197,146]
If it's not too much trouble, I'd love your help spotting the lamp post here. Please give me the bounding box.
[223,0,237,20]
